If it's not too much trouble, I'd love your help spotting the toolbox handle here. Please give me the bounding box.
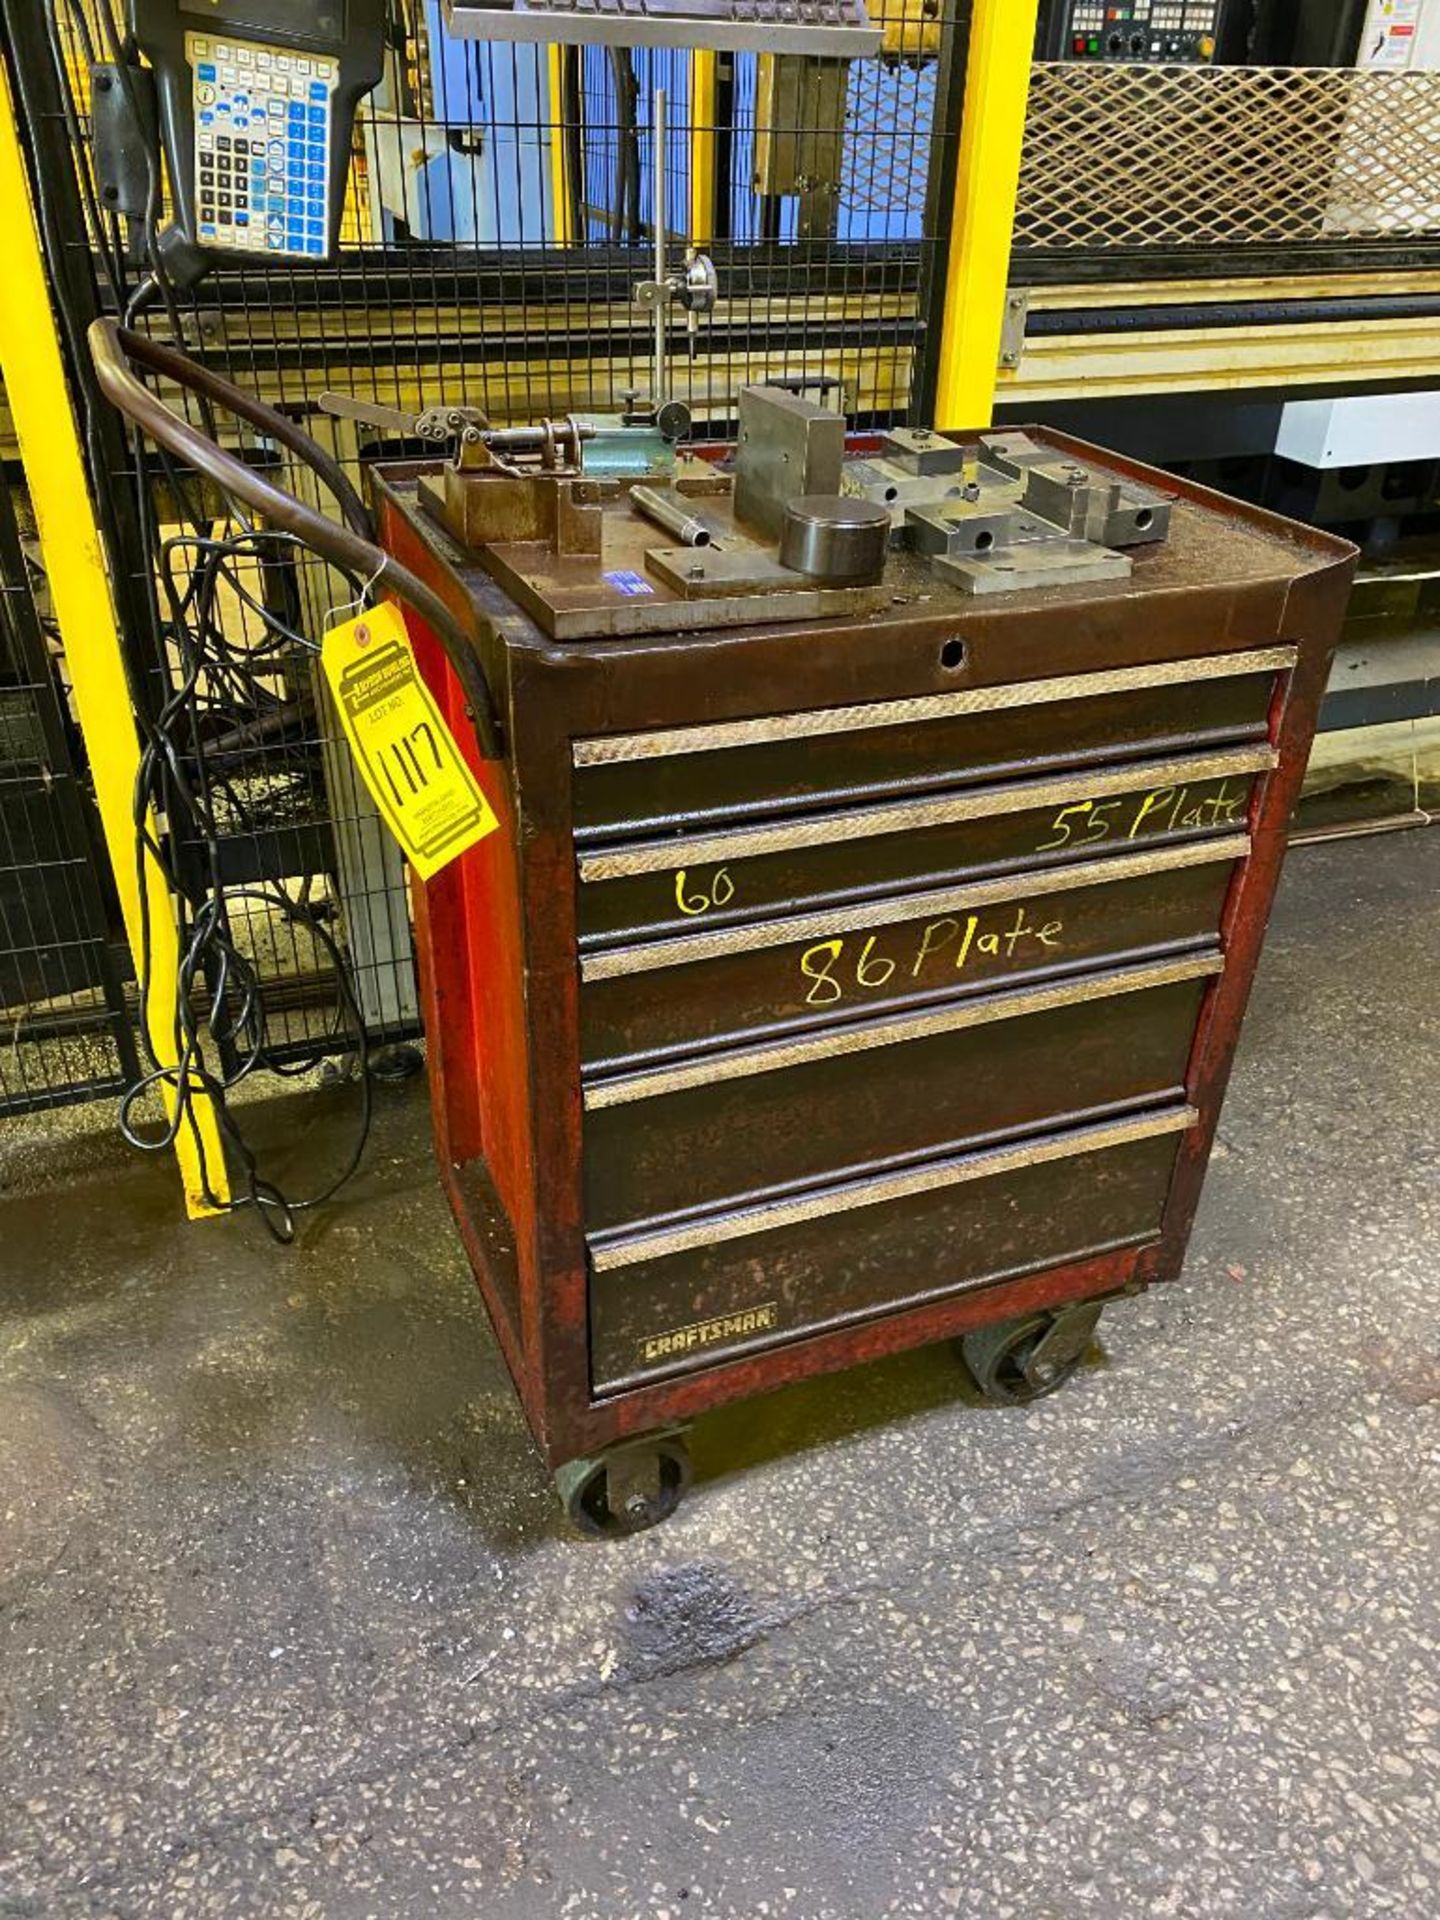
[87,318,504,762]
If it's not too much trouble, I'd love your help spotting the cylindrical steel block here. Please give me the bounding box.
[780,494,890,583]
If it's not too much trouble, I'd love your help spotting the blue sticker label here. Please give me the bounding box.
[604,569,655,597]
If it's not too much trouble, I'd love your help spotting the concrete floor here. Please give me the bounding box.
[1,831,1438,1920]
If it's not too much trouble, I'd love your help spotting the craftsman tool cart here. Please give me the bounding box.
[370,385,1356,1534]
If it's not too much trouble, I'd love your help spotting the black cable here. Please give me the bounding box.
[43,2,392,1234]
[119,529,373,1242]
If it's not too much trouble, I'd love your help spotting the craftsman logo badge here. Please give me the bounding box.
[321,602,499,882]
[640,1302,779,1366]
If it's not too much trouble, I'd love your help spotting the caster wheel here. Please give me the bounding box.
[554,1431,691,1538]
[959,1301,1103,1406]
[367,1042,424,1084]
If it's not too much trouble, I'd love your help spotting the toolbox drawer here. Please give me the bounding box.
[572,648,1294,838]
[580,837,1242,1068]
[582,955,1218,1232]
[587,1108,1192,1393]
[577,746,1271,947]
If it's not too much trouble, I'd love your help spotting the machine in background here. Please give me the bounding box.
[1034,0,1386,65]
[1035,0,1241,63]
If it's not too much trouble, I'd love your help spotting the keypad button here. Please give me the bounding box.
[307,105,326,125]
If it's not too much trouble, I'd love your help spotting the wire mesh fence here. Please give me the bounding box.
[0,383,139,1114]
[4,0,964,1107]
[1015,62,1440,263]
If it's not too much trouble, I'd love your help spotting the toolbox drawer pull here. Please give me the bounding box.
[572,647,1297,768]
[577,745,1276,882]
[583,951,1223,1110]
[589,1105,1198,1272]
[581,833,1249,982]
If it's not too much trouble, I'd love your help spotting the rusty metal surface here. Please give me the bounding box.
[373,426,1357,1470]
[588,1124,1186,1393]
[579,853,1238,1070]
[575,751,1270,944]
[581,967,1213,1232]
[473,497,888,639]
[571,673,1279,838]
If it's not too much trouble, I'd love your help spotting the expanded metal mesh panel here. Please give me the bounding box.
[1015,63,1440,256]
[841,55,937,235]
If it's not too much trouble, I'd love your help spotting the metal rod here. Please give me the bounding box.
[653,86,667,403]
[629,484,711,548]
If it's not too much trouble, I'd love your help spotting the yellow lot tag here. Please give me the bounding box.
[321,602,498,881]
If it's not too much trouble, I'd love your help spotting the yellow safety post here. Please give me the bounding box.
[0,61,229,1216]
[689,51,717,246]
[547,44,575,245]
[932,0,1039,430]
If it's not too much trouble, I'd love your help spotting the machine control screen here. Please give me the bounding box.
[1062,1,1221,61]
[187,30,339,258]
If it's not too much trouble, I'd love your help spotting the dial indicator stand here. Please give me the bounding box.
[630,88,719,443]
